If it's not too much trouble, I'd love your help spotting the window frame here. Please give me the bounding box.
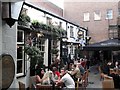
[17,30,25,77]
[83,12,90,21]
[46,17,52,25]
[70,45,74,55]
[94,10,101,21]
[70,26,74,38]
[106,9,113,20]
[118,8,120,16]
[36,38,45,61]
[109,29,118,39]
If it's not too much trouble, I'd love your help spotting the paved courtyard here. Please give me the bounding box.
[74,60,102,89]
[87,65,102,89]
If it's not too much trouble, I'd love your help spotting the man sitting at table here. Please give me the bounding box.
[56,67,75,89]
[109,68,120,89]
[70,64,81,81]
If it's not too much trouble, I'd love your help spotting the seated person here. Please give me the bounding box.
[77,61,85,75]
[52,67,60,80]
[36,71,55,85]
[66,62,73,71]
[109,68,120,89]
[56,67,75,89]
[70,64,81,81]
[39,68,45,79]
[81,59,86,68]
[114,61,120,69]
[100,63,110,75]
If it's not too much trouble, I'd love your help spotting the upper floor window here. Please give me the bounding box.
[17,30,25,77]
[46,17,52,25]
[106,9,113,19]
[118,8,120,16]
[17,30,24,44]
[109,25,118,39]
[83,12,90,21]
[59,21,62,28]
[70,45,73,55]
[70,26,74,37]
[94,10,101,20]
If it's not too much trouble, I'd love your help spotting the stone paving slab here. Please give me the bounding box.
[86,65,102,89]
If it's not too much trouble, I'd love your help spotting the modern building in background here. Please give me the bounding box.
[64,0,120,63]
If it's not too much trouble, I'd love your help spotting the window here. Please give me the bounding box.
[59,21,62,28]
[83,12,90,21]
[109,25,118,39]
[17,30,24,44]
[106,9,113,19]
[46,17,52,25]
[70,45,73,55]
[70,26,74,37]
[17,30,25,77]
[36,39,45,60]
[118,8,120,16]
[109,28,118,39]
[94,10,101,20]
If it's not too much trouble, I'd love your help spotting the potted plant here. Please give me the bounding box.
[24,45,43,76]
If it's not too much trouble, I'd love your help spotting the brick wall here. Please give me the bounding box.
[64,2,119,43]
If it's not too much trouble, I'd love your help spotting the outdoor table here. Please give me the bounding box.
[36,84,53,90]
[36,83,61,90]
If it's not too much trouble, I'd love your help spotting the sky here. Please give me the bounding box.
[48,0,64,9]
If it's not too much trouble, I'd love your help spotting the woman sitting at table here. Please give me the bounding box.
[52,67,60,81]
[36,71,55,85]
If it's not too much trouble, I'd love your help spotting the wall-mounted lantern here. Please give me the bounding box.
[86,36,91,41]
[78,30,83,36]
[77,29,84,39]
[85,36,91,45]
[2,1,24,27]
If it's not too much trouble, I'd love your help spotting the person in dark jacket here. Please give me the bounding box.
[109,68,120,89]
[100,63,110,75]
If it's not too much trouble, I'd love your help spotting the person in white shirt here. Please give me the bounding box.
[56,68,75,89]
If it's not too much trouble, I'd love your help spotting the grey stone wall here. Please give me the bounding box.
[2,21,18,88]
